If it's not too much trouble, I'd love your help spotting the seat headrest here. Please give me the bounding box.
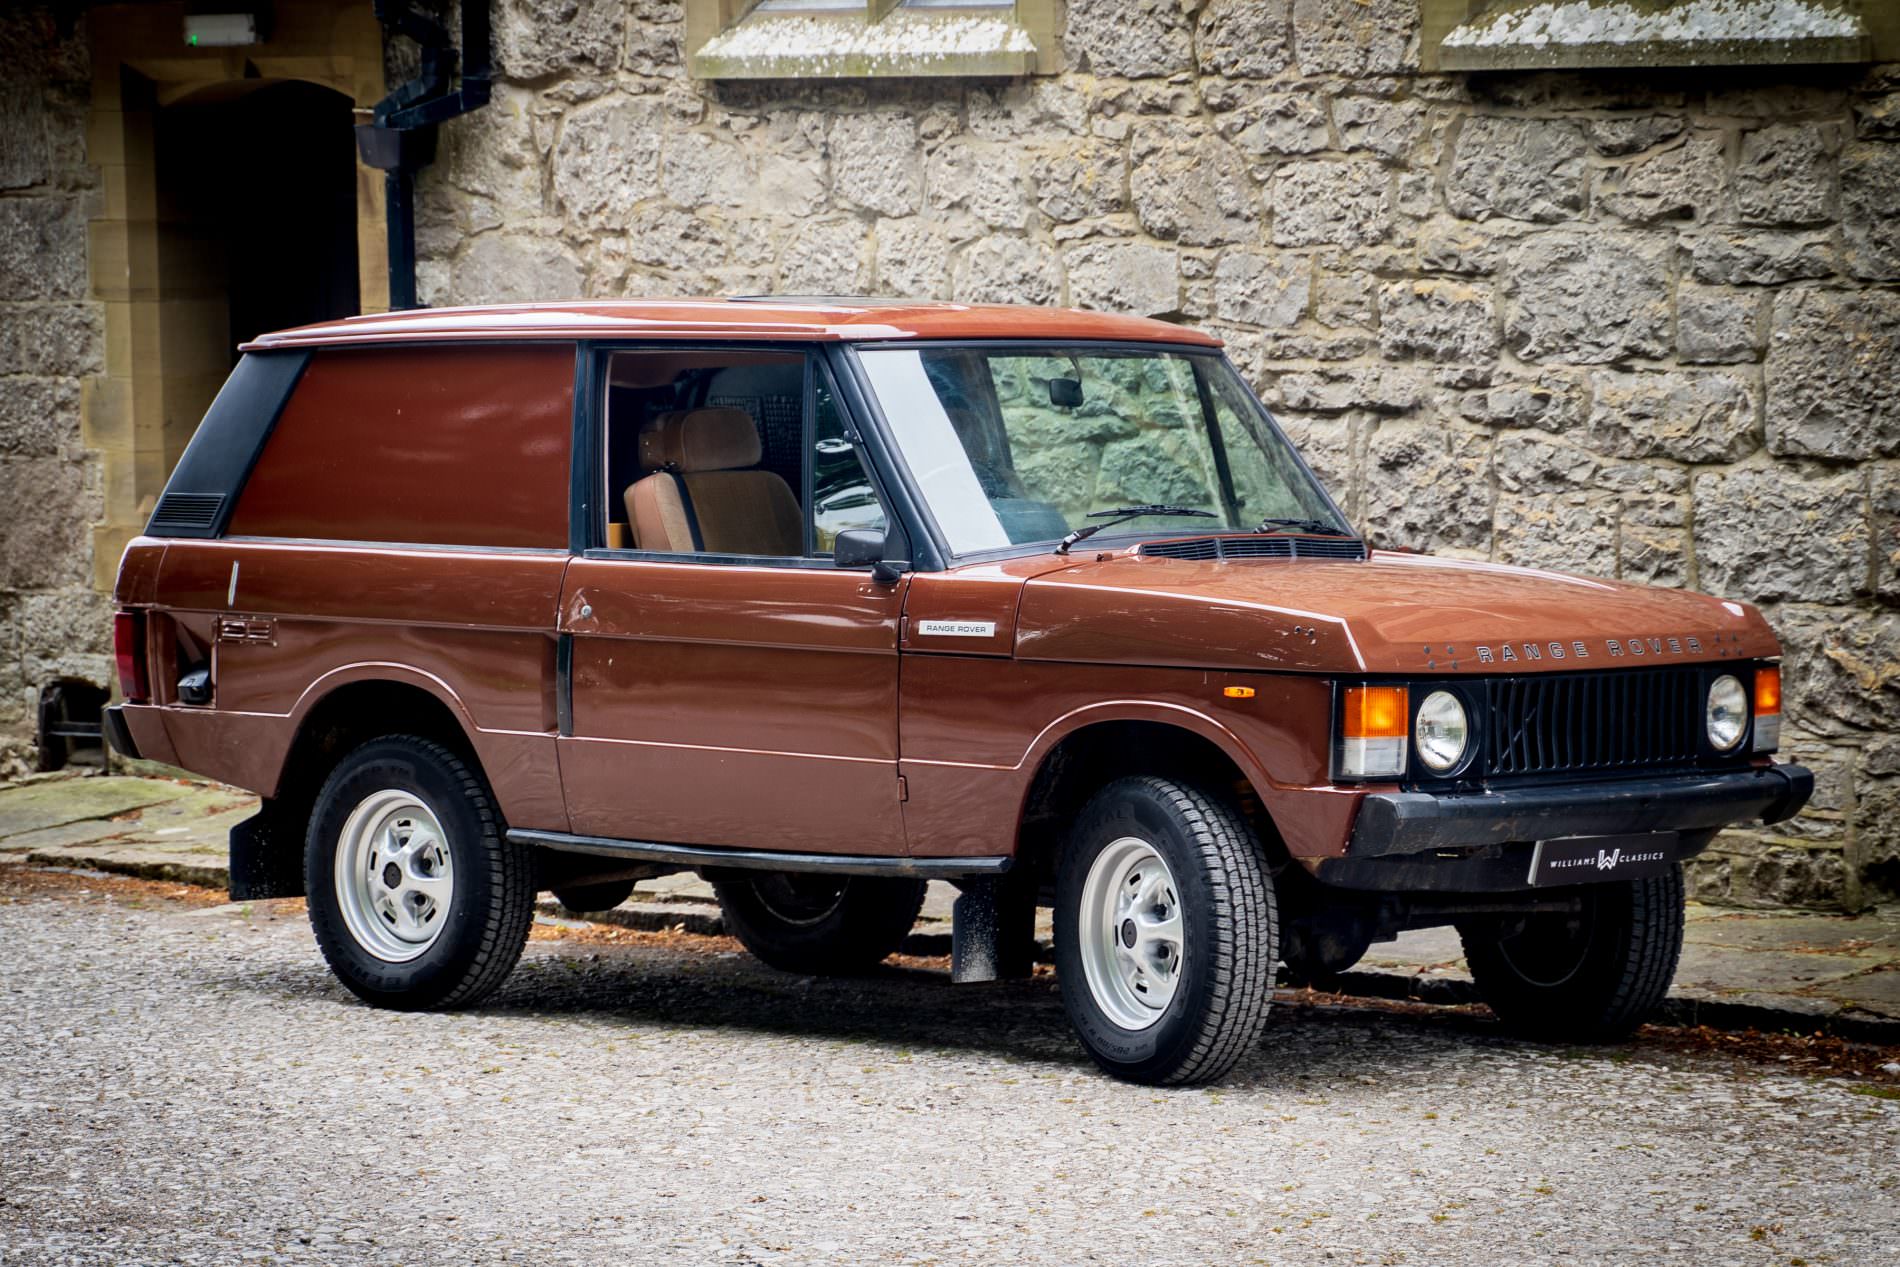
[638,407,761,473]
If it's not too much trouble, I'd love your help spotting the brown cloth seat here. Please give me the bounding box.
[624,407,802,556]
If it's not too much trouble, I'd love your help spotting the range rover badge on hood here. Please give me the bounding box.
[1471,635,1706,665]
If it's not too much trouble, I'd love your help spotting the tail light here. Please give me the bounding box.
[1752,664,1781,753]
[1338,684,1408,779]
[113,610,149,704]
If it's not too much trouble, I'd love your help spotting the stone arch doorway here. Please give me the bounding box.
[83,1,388,589]
[155,79,361,380]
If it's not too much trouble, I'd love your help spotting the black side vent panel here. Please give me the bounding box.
[1140,535,1368,562]
[148,493,225,532]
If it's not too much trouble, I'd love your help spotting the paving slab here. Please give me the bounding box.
[0,776,195,842]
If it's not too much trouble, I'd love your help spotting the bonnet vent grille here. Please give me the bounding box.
[148,492,225,533]
[1139,535,1367,562]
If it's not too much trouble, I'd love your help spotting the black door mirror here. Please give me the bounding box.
[834,528,904,585]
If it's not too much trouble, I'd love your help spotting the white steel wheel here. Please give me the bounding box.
[332,789,455,963]
[1077,836,1185,1031]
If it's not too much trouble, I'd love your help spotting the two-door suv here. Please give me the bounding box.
[107,299,1813,1085]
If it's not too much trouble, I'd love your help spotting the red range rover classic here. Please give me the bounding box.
[107,299,1812,1086]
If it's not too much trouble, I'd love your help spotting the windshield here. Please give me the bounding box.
[856,344,1348,555]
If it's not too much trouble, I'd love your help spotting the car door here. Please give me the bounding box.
[556,346,909,855]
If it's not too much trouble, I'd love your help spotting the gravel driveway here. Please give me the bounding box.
[2,868,1896,1267]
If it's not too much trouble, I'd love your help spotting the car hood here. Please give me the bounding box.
[1014,549,1781,674]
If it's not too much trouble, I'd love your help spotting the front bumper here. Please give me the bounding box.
[1314,764,1813,893]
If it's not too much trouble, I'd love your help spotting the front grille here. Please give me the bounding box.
[1480,666,1707,778]
[1141,534,1367,562]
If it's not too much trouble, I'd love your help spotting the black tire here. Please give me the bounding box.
[552,879,636,914]
[1458,867,1685,1042]
[305,736,534,1010]
[1054,776,1278,1087]
[711,873,926,975]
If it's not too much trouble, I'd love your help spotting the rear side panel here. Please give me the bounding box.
[121,342,578,832]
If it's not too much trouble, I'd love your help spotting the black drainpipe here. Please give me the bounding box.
[356,1,492,310]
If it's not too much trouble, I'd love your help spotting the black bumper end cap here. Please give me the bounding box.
[102,705,140,761]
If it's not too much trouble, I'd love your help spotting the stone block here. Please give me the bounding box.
[1291,0,1419,76]
[874,220,949,299]
[1773,604,1900,739]
[830,115,921,217]
[1840,141,1900,281]
[1692,469,1868,605]
[1734,123,1839,227]
[1876,464,1900,605]
[1618,519,1688,588]
[1447,117,1587,224]
[778,219,869,294]
[1130,125,1256,248]
[1212,251,1308,329]
[1332,97,1426,162]
[0,79,48,190]
[1376,279,1497,363]
[1314,270,1375,329]
[1683,232,1834,285]
[0,456,93,590]
[1596,133,1728,225]
[1586,370,1758,463]
[1064,242,1178,317]
[1765,287,1900,461]
[927,141,1027,231]
[494,0,624,77]
[662,129,752,211]
[449,233,584,305]
[0,377,80,459]
[1457,377,1585,432]
[552,96,665,230]
[1270,161,1391,248]
[968,81,1089,142]
[1360,421,1491,554]
[1196,0,1292,78]
[952,236,1061,306]
[1028,140,1128,224]
[1064,0,1194,77]
[0,197,86,301]
[1221,95,1330,158]
[1495,493,1616,577]
[0,303,99,378]
[1278,367,1423,415]
[1677,286,1766,365]
[1417,221,1512,276]
[1584,114,1687,157]
[1501,232,1671,364]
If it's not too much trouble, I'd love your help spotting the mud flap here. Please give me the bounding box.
[951,876,1036,984]
[229,798,307,901]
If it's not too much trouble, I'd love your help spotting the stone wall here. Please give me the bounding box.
[3,1,1896,909]
[0,10,110,776]
[419,0,1897,908]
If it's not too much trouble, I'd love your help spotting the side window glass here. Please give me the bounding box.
[810,376,887,554]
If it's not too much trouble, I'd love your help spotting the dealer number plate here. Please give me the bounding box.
[1527,832,1679,887]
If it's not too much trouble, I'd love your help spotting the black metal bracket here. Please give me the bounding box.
[357,0,492,310]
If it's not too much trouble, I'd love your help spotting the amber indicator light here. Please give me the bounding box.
[1342,685,1409,737]
[1223,685,1256,700]
[1754,665,1781,716]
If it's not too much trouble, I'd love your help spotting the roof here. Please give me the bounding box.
[239,298,1224,352]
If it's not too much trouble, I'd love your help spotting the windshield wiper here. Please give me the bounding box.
[1056,505,1217,554]
[1256,516,1352,537]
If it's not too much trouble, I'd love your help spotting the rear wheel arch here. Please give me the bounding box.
[236,678,484,901]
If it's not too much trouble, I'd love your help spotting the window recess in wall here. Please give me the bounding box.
[1422,0,1891,73]
[687,0,1061,78]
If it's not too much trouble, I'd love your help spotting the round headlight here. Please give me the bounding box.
[1706,674,1748,751]
[1415,690,1470,773]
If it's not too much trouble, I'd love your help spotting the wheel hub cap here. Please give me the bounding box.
[1078,837,1184,1031]
[333,789,454,963]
